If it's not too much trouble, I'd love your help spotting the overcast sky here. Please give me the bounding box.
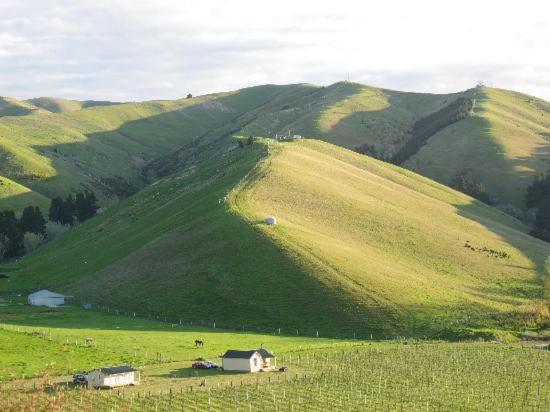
[1,0,549,101]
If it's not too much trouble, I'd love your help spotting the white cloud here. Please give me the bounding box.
[0,0,549,100]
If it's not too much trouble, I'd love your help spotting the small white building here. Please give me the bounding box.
[274,132,303,141]
[28,290,67,307]
[221,349,275,373]
[87,366,140,389]
[265,215,277,225]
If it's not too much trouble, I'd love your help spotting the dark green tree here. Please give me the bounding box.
[48,197,63,223]
[75,192,87,222]
[530,196,550,242]
[450,171,493,205]
[75,191,98,222]
[525,171,550,208]
[59,194,75,226]
[19,206,46,235]
[0,210,24,258]
[85,191,99,219]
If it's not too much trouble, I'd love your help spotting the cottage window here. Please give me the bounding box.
[253,357,258,367]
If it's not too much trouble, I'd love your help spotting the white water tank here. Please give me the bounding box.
[265,216,277,225]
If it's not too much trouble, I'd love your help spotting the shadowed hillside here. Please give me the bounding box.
[4,139,548,338]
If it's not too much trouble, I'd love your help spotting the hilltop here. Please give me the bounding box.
[0,97,45,117]
[0,82,548,214]
[26,97,121,113]
[5,138,548,338]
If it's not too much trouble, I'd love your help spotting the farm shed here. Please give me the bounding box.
[265,215,277,225]
[221,349,275,372]
[28,290,67,307]
[87,366,140,389]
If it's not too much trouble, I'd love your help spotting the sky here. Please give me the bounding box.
[0,0,549,101]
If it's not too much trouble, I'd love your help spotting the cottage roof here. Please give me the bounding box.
[222,349,275,359]
[257,348,275,358]
[28,289,66,298]
[98,365,137,375]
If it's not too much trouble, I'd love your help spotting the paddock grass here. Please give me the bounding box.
[2,335,548,411]
[0,301,357,381]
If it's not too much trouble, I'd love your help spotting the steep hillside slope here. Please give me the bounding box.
[405,87,550,208]
[4,139,548,338]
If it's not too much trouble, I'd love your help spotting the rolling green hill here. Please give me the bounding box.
[4,138,548,338]
[0,84,317,209]
[26,97,121,113]
[404,87,550,208]
[1,82,548,214]
[0,97,45,117]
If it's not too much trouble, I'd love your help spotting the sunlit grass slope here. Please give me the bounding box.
[405,87,550,207]
[4,139,548,338]
[236,140,549,336]
[0,176,50,211]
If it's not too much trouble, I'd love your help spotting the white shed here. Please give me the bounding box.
[87,366,140,389]
[28,290,67,307]
[221,349,275,373]
[265,216,277,225]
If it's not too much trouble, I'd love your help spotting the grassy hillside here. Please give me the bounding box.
[3,138,548,338]
[240,82,469,153]
[404,87,550,208]
[1,83,548,213]
[0,97,44,117]
[0,84,315,209]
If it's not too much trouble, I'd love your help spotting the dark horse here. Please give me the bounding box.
[195,340,204,347]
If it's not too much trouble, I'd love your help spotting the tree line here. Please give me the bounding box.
[0,191,98,260]
[525,172,550,241]
[450,171,493,205]
[48,191,98,226]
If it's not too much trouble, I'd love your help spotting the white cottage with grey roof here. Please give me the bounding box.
[221,349,275,372]
[87,365,140,388]
[28,290,67,307]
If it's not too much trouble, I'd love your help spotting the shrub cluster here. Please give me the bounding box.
[450,171,493,205]
[0,206,45,259]
[48,191,98,226]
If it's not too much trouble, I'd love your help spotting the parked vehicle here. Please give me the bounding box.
[192,361,219,369]
[72,374,88,385]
